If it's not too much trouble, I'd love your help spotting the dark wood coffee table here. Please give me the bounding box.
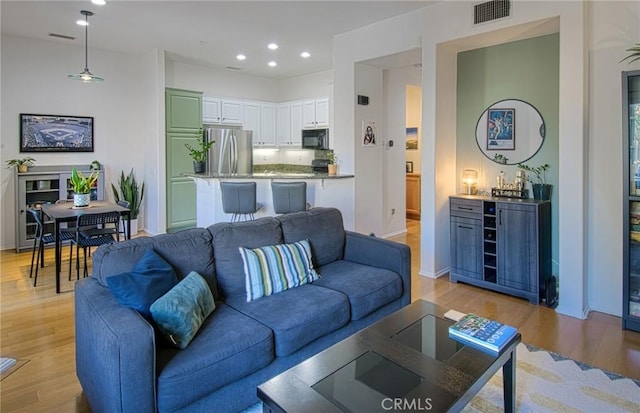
[258,299,520,413]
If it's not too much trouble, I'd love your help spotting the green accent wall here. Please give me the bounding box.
[457,33,560,275]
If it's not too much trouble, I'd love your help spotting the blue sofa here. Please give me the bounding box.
[75,208,411,413]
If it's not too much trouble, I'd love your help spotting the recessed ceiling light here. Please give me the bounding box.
[268,61,277,67]
[91,0,107,5]
[236,54,246,61]
[76,19,89,26]
[268,43,278,50]
[300,51,311,58]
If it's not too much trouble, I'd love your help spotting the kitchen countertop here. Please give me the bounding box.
[186,172,354,179]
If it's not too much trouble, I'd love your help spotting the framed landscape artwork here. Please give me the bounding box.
[486,108,515,150]
[20,114,94,152]
[406,127,418,150]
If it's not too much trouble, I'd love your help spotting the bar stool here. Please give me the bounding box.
[220,182,262,222]
[271,182,310,214]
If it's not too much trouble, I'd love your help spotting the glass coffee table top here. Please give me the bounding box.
[258,300,520,413]
[312,351,424,412]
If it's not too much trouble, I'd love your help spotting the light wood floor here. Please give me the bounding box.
[1,221,640,412]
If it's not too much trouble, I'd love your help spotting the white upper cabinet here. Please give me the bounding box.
[315,98,329,127]
[246,102,276,147]
[290,103,304,146]
[261,104,277,147]
[220,100,244,125]
[244,102,261,143]
[203,98,243,125]
[205,96,328,146]
[203,98,221,124]
[302,98,329,129]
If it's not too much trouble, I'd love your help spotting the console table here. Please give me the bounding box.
[449,195,551,304]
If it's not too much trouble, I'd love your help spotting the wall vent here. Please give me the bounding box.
[474,0,511,25]
[49,33,76,40]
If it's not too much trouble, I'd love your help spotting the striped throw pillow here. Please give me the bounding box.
[239,239,320,302]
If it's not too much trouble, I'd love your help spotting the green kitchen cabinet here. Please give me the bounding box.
[166,88,202,232]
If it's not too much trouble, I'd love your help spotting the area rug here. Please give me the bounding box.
[242,343,640,412]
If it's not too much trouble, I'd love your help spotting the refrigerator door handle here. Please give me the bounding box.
[231,134,238,174]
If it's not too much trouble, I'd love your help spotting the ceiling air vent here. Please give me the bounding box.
[49,33,76,40]
[474,0,511,25]
[225,66,242,71]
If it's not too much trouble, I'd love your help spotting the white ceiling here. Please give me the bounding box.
[1,1,430,79]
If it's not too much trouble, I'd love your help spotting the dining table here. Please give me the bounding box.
[40,201,131,293]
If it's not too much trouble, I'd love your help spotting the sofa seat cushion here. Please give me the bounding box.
[226,284,350,356]
[156,303,274,412]
[314,260,403,320]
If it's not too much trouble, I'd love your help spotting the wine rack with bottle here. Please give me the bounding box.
[450,195,551,304]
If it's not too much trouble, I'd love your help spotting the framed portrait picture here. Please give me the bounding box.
[406,127,418,150]
[20,114,94,152]
[362,121,377,146]
[486,108,515,150]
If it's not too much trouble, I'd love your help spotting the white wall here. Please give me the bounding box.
[334,1,593,316]
[587,1,640,315]
[383,65,423,237]
[0,34,147,249]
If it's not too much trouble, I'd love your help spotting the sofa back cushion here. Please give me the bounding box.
[277,207,345,267]
[91,228,217,297]
[210,217,283,297]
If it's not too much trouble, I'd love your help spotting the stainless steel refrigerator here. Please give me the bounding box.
[205,127,254,174]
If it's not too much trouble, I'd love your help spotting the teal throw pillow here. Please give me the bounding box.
[150,271,215,349]
[239,239,319,302]
[106,249,179,319]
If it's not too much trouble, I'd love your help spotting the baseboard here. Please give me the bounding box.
[380,229,407,239]
[418,267,449,279]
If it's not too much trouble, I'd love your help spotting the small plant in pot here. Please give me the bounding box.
[517,162,551,200]
[185,129,214,174]
[111,169,144,235]
[70,166,98,207]
[6,157,35,173]
[327,151,338,175]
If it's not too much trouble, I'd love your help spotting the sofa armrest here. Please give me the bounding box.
[343,231,411,305]
[75,278,156,413]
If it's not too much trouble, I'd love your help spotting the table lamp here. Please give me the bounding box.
[462,169,478,195]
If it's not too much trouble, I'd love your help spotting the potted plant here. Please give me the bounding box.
[620,43,640,64]
[185,129,214,173]
[327,151,338,175]
[6,157,35,173]
[111,169,145,235]
[70,166,98,207]
[517,162,551,200]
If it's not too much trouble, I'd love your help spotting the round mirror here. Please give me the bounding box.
[475,99,545,165]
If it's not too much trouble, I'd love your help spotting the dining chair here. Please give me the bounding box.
[27,208,74,287]
[69,211,121,280]
[116,200,130,238]
[220,182,262,222]
[271,182,310,214]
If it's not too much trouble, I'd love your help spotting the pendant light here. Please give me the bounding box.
[68,10,104,83]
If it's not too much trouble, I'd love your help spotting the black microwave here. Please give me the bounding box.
[302,128,329,149]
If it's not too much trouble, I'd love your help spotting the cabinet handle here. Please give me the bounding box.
[499,209,502,225]
[457,206,473,211]
[458,225,473,230]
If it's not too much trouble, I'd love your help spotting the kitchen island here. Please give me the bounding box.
[187,172,355,228]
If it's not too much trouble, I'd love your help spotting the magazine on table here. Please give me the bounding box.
[447,313,518,355]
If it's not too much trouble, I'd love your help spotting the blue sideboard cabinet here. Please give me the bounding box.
[449,195,551,304]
